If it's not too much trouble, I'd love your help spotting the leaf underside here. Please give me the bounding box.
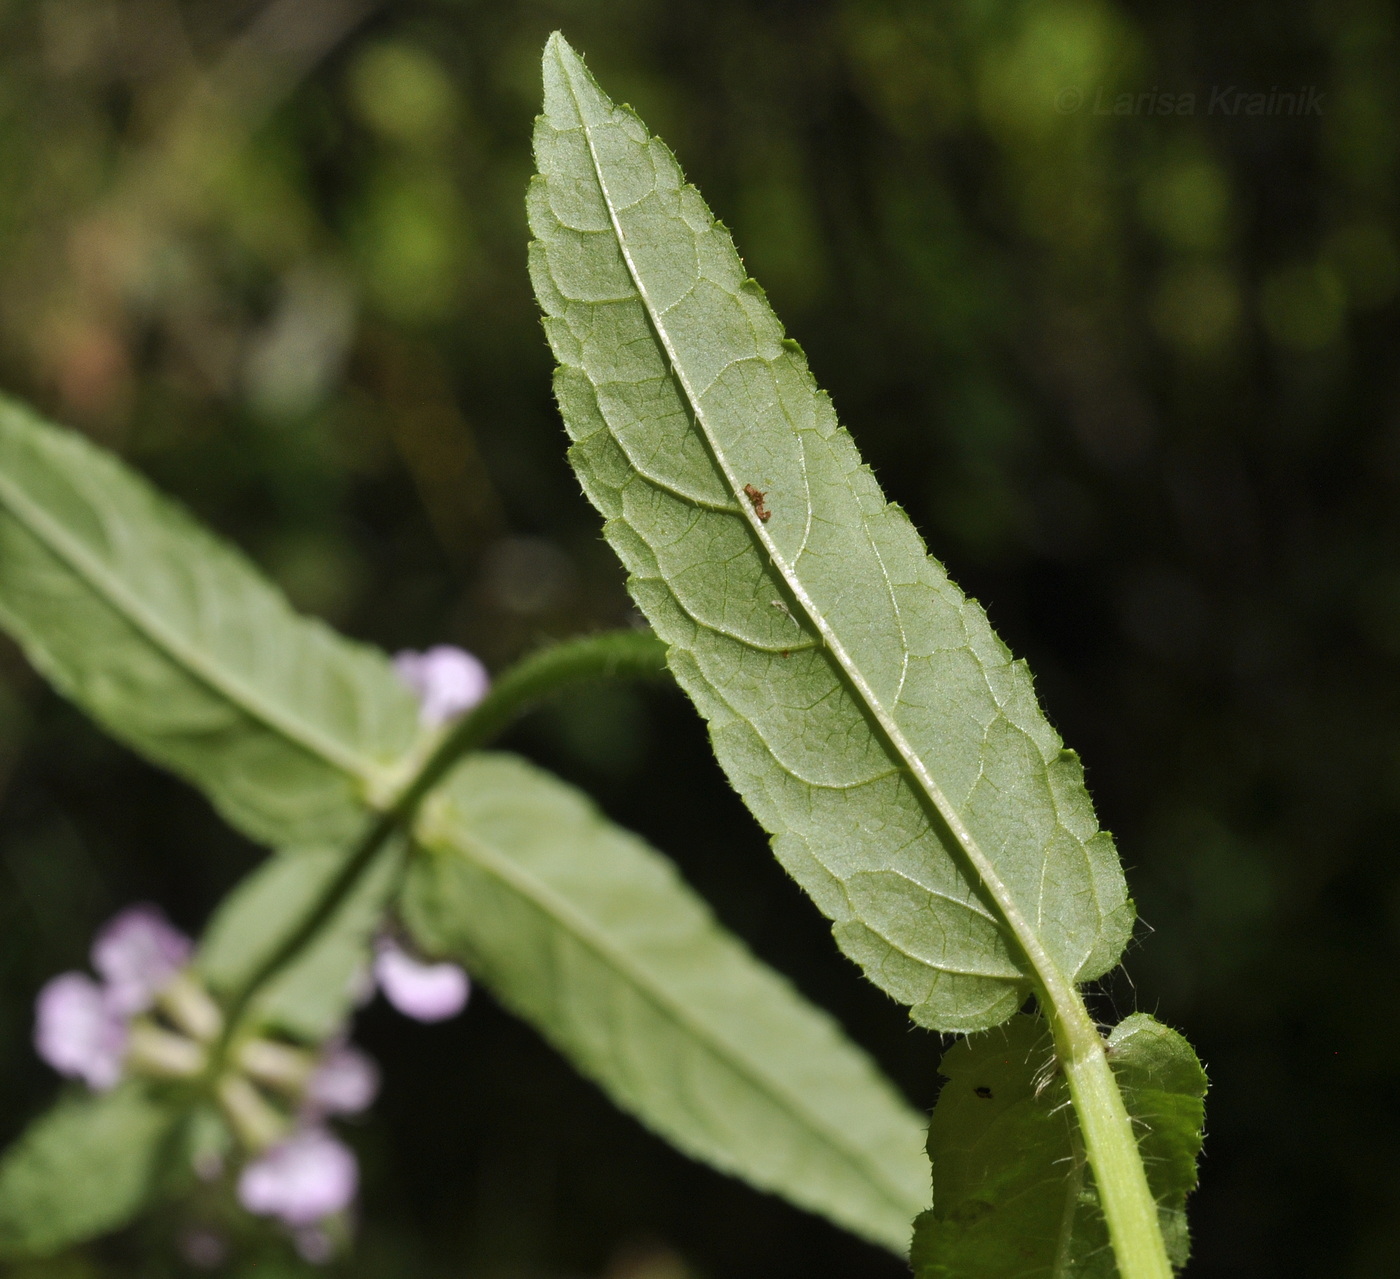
[0,394,941,1251]
[198,844,402,1041]
[0,395,422,848]
[0,1083,177,1258]
[530,34,1133,1034]
[910,1014,1207,1278]
[403,751,931,1253]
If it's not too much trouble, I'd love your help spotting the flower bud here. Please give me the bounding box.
[237,1038,316,1095]
[217,1074,291,1153]
[373,937,469,1022]
[125,1021,207,1079]
[158,971,224,1043]
[393,646,489,726]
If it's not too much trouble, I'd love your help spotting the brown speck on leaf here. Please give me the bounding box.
[743,484,771,522]
[974,1086,993,1100]
[781,650,790,658]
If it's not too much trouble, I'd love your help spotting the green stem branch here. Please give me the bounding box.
[215,628,671,1045]
[395,627,669,810]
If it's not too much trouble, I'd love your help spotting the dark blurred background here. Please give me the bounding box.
[0,0,1396,1275]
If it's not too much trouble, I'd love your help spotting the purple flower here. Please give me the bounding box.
[238,1127,359,1226]
[33,973,128,1090]
[231,1040,376,1246]
[373,937,470,1023]
[33,905,195,1090]
[91,904,192,1016]
[304,1042,380,1118]
[393,646,489,727]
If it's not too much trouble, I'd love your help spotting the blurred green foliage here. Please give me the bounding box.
[0,0,1396,1275]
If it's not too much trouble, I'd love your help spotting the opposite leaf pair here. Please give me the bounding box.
[0,383,931,1258]
[915,1015,1207,1278]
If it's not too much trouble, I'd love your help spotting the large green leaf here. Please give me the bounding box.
[528,35,1133,1036]
[0,1083,178,1258]
[402,751,930,1253]
[198,844,402,1041]
[909,1014,1206,1277]
[0,395,422,847]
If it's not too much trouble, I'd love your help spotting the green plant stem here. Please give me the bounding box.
[908,771,1173,1277]
[1044,992,1172,1279]
[399,627,669,806]
[214,628,671,1048]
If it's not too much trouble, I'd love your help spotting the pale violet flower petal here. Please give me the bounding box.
[91,904,192,1016]
[34,972,128,1090]
[305,1043,380,1117]
[393,646,489,727]
[237,1128,358,1226]
[373,939,469,1023]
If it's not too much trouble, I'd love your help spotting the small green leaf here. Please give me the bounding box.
[1089,1014,1209,1270]
[403,751,930,1253]
[912,1017,1074,1277]
[529,34,1133,1036]
[0,1083,178,1258]
[198,845,401,1041]
[910,1014,1206,1278]
[0,396,422,847]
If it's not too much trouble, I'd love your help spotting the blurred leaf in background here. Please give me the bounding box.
[0,0,1397,1276]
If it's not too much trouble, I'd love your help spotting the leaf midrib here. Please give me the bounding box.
[552,44,1075,1015]
[0,450,377,786]
[426,796,925,1228]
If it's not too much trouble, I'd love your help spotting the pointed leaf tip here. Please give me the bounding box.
[539,32,593,131]
[542,31,584,76]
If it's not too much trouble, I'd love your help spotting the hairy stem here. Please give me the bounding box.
[396,627,669,808]
[215,628,671,1044]
[1044,992,1172,1279]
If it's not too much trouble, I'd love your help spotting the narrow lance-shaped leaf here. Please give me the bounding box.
[403,751,931,1254]
[0,1083,179,1258]
[910,1014,1207,1277]
[529,35,1134,1033]
[0,396,422,847]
